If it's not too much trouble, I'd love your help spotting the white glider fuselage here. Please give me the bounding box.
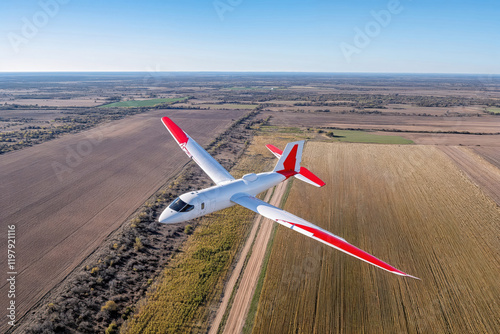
[159,172,284,224]
[158,116,417,279]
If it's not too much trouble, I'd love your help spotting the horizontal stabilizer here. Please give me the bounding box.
[267,143,325,187]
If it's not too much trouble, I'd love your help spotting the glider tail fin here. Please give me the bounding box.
[268,141,325,187]
[272,140,303,175]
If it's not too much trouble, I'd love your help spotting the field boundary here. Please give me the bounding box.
[439,146,500,206]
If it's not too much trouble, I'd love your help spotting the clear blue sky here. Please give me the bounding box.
[0,0,498,73]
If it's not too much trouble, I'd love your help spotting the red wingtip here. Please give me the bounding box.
[161,117,188,145]
[266,144,283,156]
[299,167,326,187]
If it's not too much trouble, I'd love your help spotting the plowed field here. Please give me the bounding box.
[0,109,244,331]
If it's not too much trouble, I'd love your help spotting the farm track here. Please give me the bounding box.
[0,109,245,332]
[251,143,500,334]
[208,189,274,334]
[440,146,500,206]
[213,181,288,334]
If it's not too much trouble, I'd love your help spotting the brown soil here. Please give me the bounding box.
[0,109,245,332]
[471,146,500,168]
[1,98,103,107]
[264,111,500,134]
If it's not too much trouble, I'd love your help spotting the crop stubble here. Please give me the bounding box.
[252,142,500,334]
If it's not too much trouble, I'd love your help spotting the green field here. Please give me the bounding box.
[486,107,500,114]
[99,97,187,108]
[260,126,413,144]
[198,103,259,110]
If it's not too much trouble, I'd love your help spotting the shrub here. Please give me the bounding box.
[101,300,118,312]
[134,237,143,251]
[105,321,118,334]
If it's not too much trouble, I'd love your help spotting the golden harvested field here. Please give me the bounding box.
[252,142,500,334]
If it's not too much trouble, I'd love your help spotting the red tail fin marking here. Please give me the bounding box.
[283,144,298,171]
[268,143,325,186]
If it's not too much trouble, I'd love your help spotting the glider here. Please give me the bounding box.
[159,117,417,279]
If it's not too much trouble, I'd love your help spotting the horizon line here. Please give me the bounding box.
[0,71,498,76]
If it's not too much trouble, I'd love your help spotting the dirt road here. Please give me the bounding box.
[0,109,244,331]
[209,181,288,334]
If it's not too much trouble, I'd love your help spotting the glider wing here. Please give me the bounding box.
[162,117,234,185]
[231,192,417,278]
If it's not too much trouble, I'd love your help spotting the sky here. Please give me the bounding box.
[0,0,499,73]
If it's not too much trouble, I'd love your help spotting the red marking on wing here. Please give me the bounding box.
[266,144,283,156]
[283,144,298,171]
[299,167,326,187]
[292,223,408,276]
[162,117,188,145]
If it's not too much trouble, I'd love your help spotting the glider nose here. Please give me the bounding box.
[159,208,179,224]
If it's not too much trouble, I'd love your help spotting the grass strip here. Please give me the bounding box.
[121,207,255,334]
